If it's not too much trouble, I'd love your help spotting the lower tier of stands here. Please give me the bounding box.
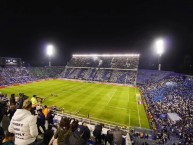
[60,67,137,85]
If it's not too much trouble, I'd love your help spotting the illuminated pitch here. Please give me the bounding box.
[0,79,149,128]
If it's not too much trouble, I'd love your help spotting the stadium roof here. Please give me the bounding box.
[72,54,140,57]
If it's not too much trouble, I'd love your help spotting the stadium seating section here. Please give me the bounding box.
[61,55,139,85]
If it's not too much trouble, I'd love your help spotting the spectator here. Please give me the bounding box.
[8,99,38,145]
[54,117,71,145]
[43,125,54,145]
[42,105,49,119]
[81,121,91,143]
[6,104,16,120]
[37,109,46,134]
[31,95,38,115]
[70,119,79,132]
[105,130,113,145]
[9,94,15,105]
[0,126,5,145]
[111,126,126,145]
[47,110,55,125]
[93,123,103,145]
[2,132,14,145]
[0,100,6,127]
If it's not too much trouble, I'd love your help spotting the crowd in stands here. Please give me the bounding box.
[60,68,137,85]
[29,67,64,80]
[0,67,64,86]
[138,69,193,144]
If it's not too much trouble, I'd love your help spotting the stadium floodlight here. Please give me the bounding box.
[73,54,140,57]
[154,38,164,71]
[46,44,54,66]
[155,39,164,56]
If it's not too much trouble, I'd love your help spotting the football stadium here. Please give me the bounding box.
[1,54,193,145]
[1,2,193,145]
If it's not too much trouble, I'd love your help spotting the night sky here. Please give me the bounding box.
[0,1,193,73]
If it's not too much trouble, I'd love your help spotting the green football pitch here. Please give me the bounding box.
[0,79,149,128]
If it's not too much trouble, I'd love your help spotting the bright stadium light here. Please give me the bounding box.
[46,44,54,66]
[154,38,165,71]
[155,39,164,56]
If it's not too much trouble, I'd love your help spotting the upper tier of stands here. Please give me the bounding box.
[67,54,139,69]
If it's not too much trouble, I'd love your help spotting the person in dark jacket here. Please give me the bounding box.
[105,130,113,145]
[54,117,71,145]
[6,104,16,120]
[43,125,54,145]
[111,126,126,145]
[9,94,15,105]
[47,110,55,125]
[93,123,103,145]
[81,121,91,142]
[37,109,46,134]
[70,119,79,132]
[69,125,87,145]
[0,126,5,145]
[0,100,6,127]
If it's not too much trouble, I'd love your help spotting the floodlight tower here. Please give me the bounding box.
[155,39,164,71]
[46,44,54,67]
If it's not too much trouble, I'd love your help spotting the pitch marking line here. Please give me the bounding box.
[129,110,131,127]
[128,89,130,102]
[106,87,117,105]
[135,88,141,128]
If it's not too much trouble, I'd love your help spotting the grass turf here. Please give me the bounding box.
[0,79,149,128]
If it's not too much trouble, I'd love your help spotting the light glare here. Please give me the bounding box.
[155,39,164,56]
[47,45,54,56]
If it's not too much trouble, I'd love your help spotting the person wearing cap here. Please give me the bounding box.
[8,99,38,145]
[2,131,14,145]
[31,95,38,106]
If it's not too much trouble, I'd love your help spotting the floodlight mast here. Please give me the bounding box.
[46,44,54,67]
[155,39,164,71]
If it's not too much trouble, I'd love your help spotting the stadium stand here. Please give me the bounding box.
[138,69,193,144]
[61,54,140,85]
[0,66,64,86]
